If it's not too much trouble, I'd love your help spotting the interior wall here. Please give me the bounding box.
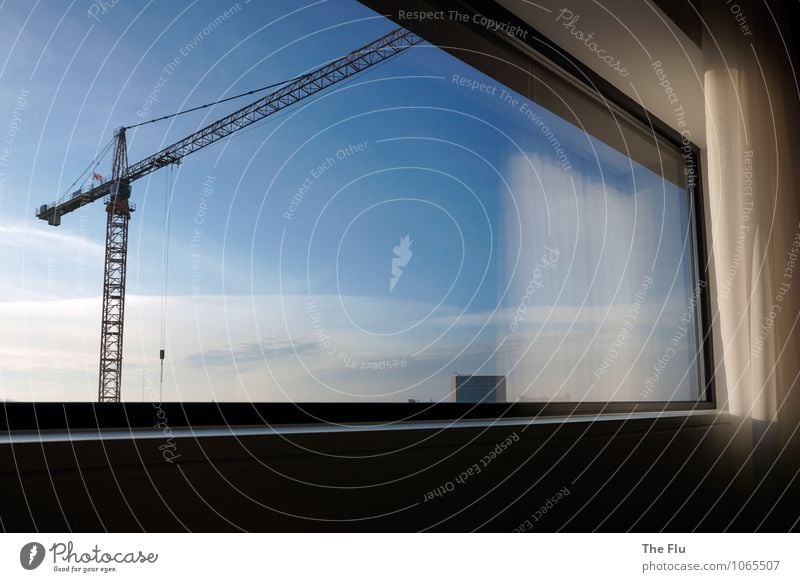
[0,416,760,532]
[496,0,705,148]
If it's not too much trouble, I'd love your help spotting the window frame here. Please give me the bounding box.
[0,0,714,432]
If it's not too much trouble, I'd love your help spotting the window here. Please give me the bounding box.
[2,0,711,416]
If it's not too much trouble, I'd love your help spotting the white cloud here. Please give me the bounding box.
[0,222,104,256]
[1,294,487,402]
[0,290,699,404]
[0,220,105,302]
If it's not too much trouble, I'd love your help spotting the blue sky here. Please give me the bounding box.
[0,0,701,403]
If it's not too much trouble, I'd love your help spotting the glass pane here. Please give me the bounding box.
[3,0,703,404]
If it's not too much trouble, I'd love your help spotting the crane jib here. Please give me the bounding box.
[35,27,421,226]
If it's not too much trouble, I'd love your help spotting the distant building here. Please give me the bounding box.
[450,375,507,403]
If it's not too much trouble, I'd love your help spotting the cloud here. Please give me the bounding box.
[0,293,495,401]
[0,220,105,302]
[0,291,699,403]
[186,338,319,369]
[0,222,104,256]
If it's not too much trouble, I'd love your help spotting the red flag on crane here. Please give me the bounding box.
[92,172,103,181]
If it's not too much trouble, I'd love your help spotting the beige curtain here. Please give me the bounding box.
[703,0,800,480]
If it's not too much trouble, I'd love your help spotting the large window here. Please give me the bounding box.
[2,0,710,410]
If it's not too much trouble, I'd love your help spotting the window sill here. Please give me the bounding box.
[0,407,725,445]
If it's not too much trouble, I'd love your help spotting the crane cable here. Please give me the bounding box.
[123,75,304,131]
[122,41,399,131]
[56,137,115,205]
[158,164,174,401]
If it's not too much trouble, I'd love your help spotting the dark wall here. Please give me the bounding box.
[3,414,795,532]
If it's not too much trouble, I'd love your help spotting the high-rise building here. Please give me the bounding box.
[450,375,507,403]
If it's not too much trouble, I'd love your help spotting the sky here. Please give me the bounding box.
[0,0,701,403]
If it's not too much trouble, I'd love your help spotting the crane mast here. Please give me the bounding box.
[98,129,133,402]
[35,27,422,402]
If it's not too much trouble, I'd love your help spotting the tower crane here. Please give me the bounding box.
[35,27,422,402]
